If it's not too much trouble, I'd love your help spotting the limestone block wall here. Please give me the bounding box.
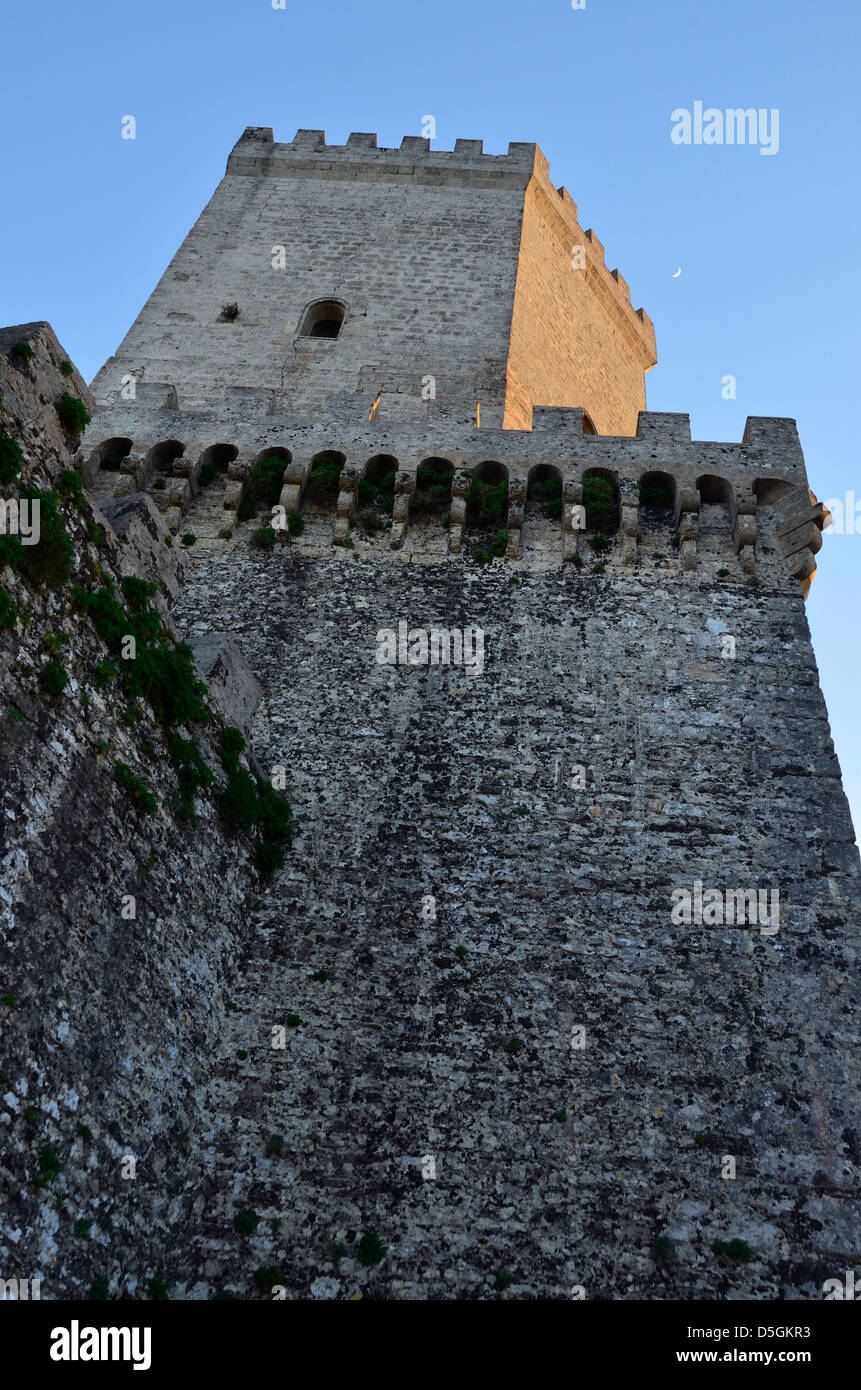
[505,158,656,433]
[90,130,531,424]
[89,129,654,435]
[0,321,94,465]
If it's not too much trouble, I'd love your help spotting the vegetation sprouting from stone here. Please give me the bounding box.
[34,1142,61,1188]
[465,474,508,529]
[412,459,453,517]
[55,393,91,437]
[233,1208,259,1237]
[582,473,618,532]
[254,1266,285,1293]
[10,340,34,362]
[652,1234,677,1264]
[217,727,292,878]
[250,525,276,550]
[0,429,23,485]
[0,588,17,630]
[17,488,75,588]
[0,534,23,574]
[308,452,343,502]
[357,1230,387,1266]
[74,575,207,727]
[711,1238,753,1262]
[168,732,214,823]
[528,472,563,518]
[357,507,385,534]
[247,454,286,510]
[39,659,68,696]
[58,468,86,508]
[637,477,673,509]
[70,577,277,832]
[220,726,246,775]
[115,760,157,815]
[218,770,292,879]
[218,768,259,832]
[92,658,117,688]
[358,463,397,515]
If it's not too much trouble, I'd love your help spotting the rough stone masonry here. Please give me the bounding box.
[0,128,858,1300]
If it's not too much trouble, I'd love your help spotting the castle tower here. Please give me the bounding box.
[8,128,853,1301]
[90,127,656,436]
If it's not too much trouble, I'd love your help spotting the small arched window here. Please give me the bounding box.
[299,300,346,339]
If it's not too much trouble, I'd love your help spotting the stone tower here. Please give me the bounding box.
[90,127,656,437]
[7,128,856,1302]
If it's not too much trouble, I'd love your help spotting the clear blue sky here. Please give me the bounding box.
[2,0,859,834]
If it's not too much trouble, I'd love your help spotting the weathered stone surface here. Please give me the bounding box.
[84,131,654,441]
[98,492,190,610]
[0,321,94,476]
[0,355,261,1302]
[188,632,263,738]
[161,538,861,1300]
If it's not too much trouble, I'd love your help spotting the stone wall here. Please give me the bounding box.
[506,157,656,433]
[155,527,860,1299]
[0,324,265,1300]
[79,408,824,595]
[89,129,654,437]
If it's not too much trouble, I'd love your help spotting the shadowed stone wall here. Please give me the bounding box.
[152,537,859,1299]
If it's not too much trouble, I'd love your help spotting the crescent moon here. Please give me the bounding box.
[672,267,682,278]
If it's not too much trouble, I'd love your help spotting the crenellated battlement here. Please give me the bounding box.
[90,125,656,441]
[222,125,655,387]
[79,408,825,595]
[82,405,807,476]
[226,126,541,182]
